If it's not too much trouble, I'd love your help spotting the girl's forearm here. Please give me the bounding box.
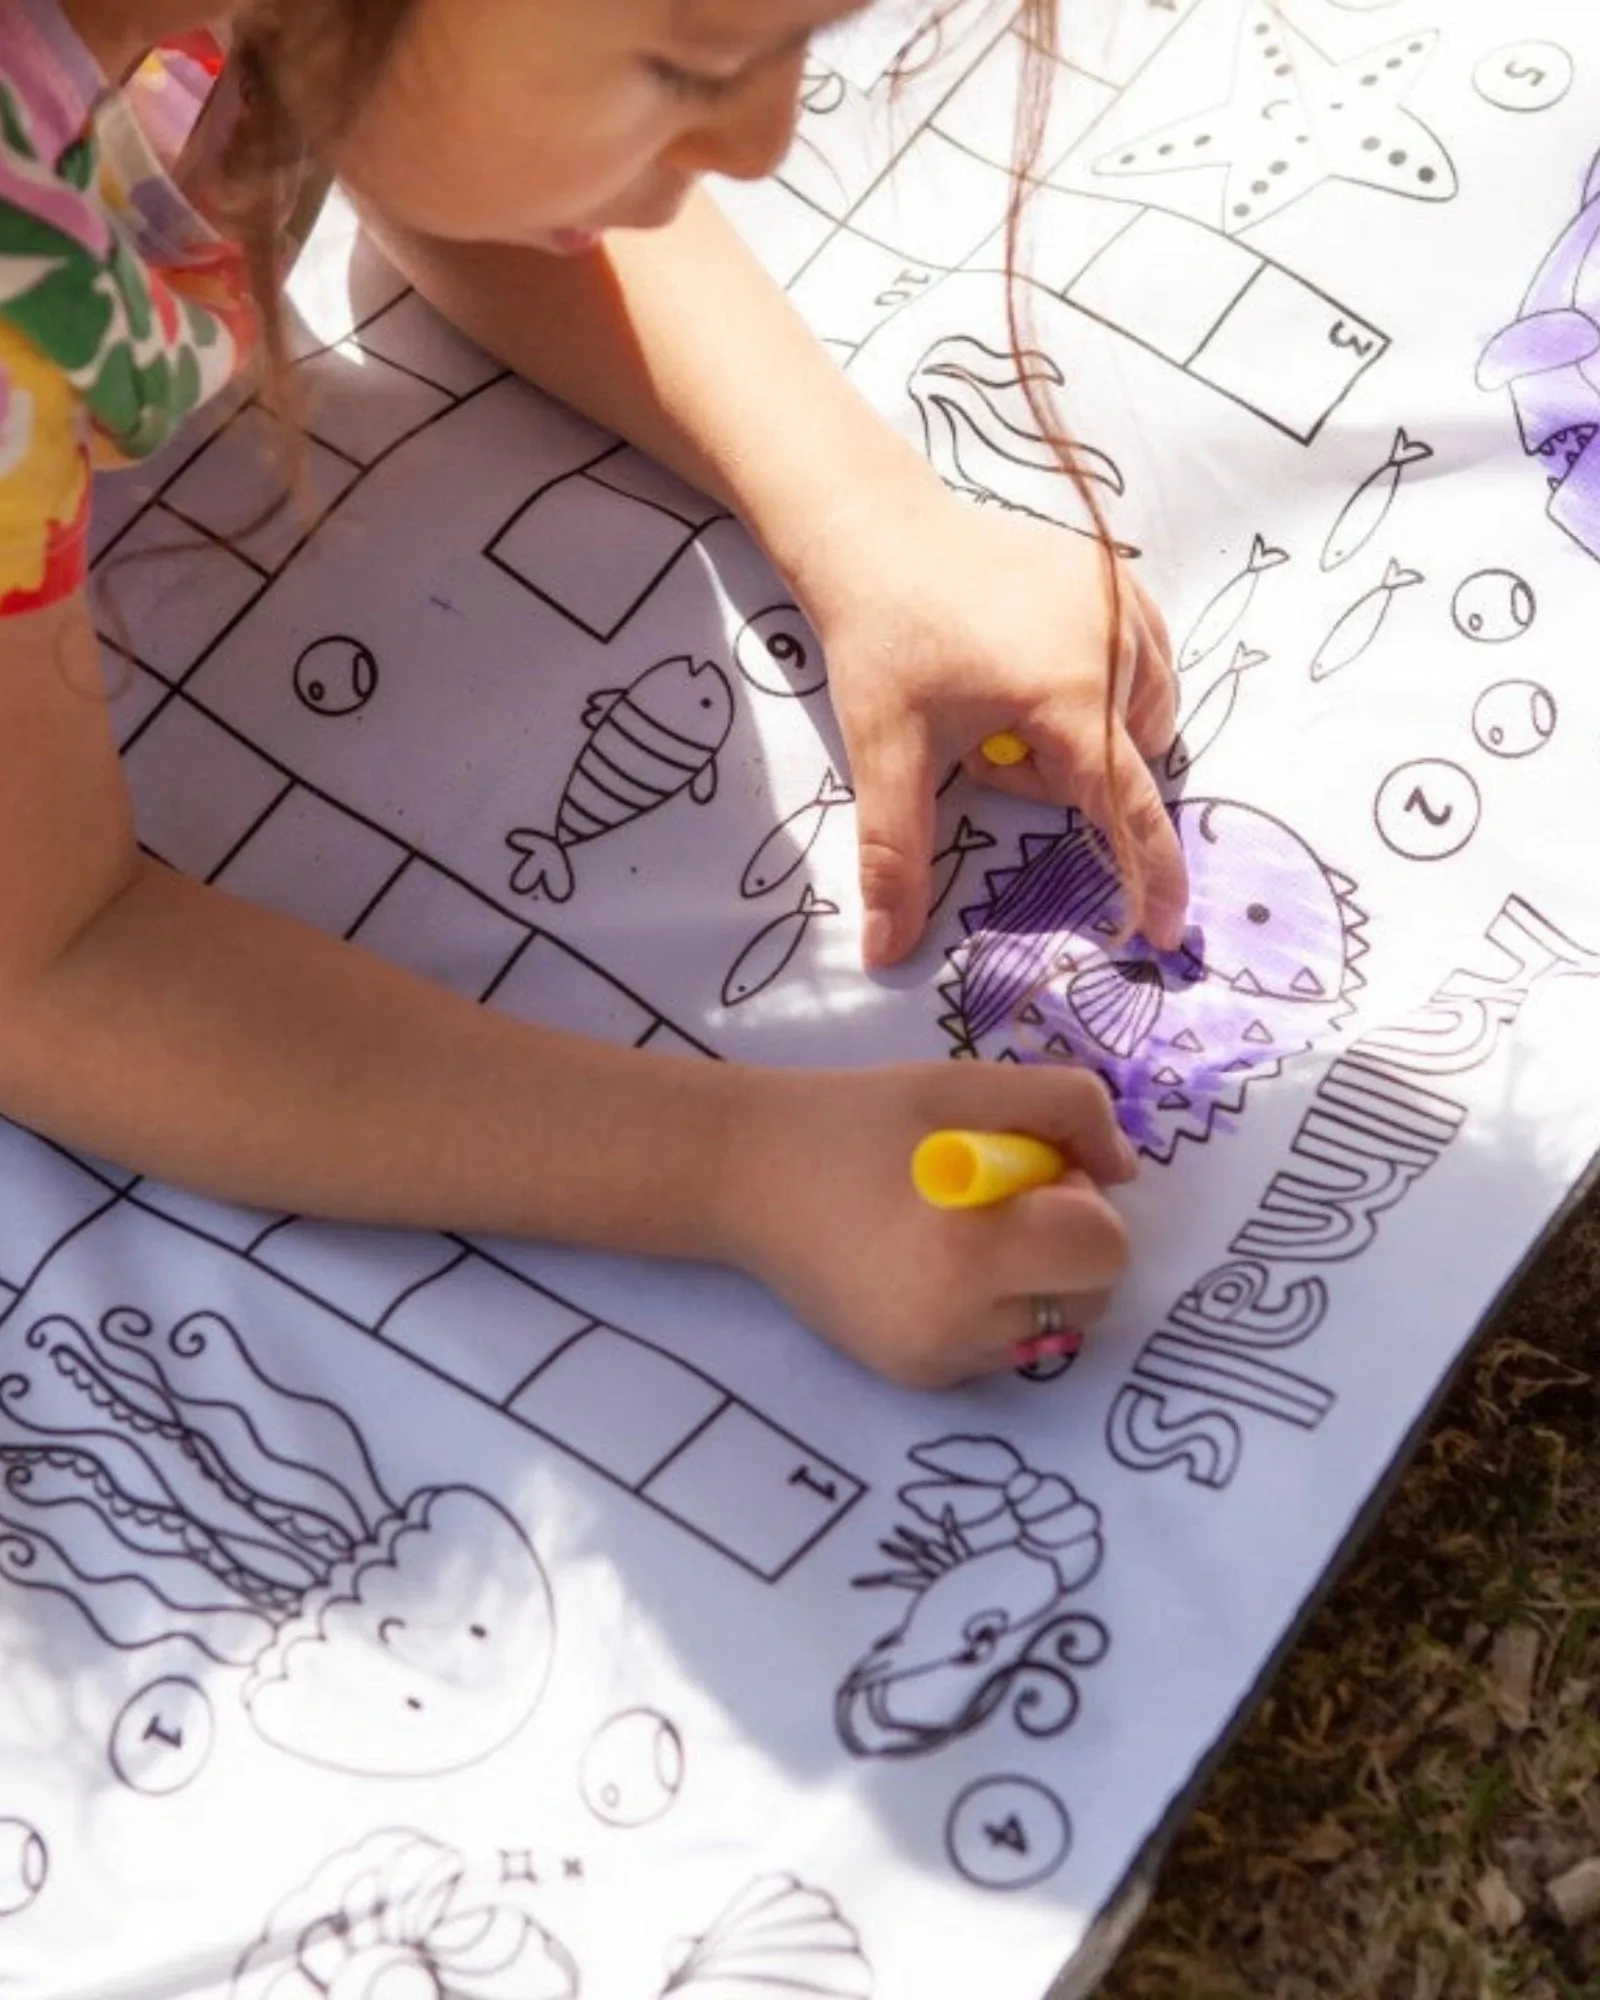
[0,857,743,1254]
[366,188,944,590]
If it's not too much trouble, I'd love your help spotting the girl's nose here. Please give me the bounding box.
[673,54,804,182]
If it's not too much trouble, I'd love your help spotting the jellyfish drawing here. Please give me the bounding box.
[908,333,1125,538]
[0,1305,556,1776]
[233,1828,578,2000]
[939,799,1367,1161]
[836,1435,1107,1759]
[1477,148,1600,560]
[662,1873,873,1998]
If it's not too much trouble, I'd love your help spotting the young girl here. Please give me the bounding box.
[0,0,1188,1386]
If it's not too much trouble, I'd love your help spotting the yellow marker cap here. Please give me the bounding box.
[981,730,1031,767]
[911,1130,1067,1210]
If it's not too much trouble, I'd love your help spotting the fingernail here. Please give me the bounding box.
[1116,1134,1140,1177]
[863,909,894,969]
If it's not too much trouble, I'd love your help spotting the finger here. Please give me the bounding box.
[1032,719,1190,951]
[849,715,937,969]
[994,1176,1131,1295]
[1123,604,1179,761]
[956,1059,1138,1184]
[1128,572,1173,675]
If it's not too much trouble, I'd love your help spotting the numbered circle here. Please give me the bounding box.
[294,635,380,715]
[580,1709,685,1828]
[1472,680,1556,759]
[1374,759,1482,861]
[946,1776,1071,1890]
[1473,42,1574,113]
[733,604,827,699]
[110,1678,214,1795]
[0,1819,47,1917]
[1452,569,1536,643]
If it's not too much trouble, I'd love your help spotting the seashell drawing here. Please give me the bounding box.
[1065,959,1164,1058]
[662,1872,873,1997]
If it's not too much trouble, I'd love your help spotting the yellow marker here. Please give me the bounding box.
[911,1130,1067,1209]
[981,730,1030,767]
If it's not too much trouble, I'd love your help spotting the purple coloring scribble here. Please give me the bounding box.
[941,800,1367,1160]
[1477,152,1600,558]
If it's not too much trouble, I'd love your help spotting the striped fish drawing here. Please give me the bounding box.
[506,655,735,901]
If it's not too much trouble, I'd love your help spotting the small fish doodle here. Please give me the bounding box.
[908,333,1124,535]
[741,768,855,898]
[836,1435,1107,1758]
[928,815,996,918]
[1309,559,1422,682]
[941,800,1367,1160]
[507,656,734,901]
[1321,428,1432,570]
[1166,643,1268,780]
[1179,535,1287,673]
[723,884,839,1007]
[1478,150,1600,560]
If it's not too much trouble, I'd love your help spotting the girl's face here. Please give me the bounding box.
[332,0,864,253]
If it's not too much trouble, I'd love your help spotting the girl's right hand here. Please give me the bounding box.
[713,1060,1137,1388]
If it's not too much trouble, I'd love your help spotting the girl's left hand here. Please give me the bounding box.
[793,476,1189,969]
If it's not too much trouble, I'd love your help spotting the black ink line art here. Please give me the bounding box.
[945,1775,1072,1892]
[733,602,829,699]
[1179,535,1287,673]
[1321,428,1432,570]
[723,885,840,1007]
[908,333,1124,534]
[1165,644,1268,780]
[1374,759,1482,860]
[0,1304,556,1776]
[837,1434,1108,1758]
[0,1819,46,1917]
[1476,153,1600,562]
[110,1677,215,1796]
[292,635,379,716]
[1309,559,1422,681]
[800,57,849,116]
[485,439,727,644]
[1092,3,1457,234]
[661,1872,873,1997]
[580,1708,685,1828]
[1473,681,1556,759]
[1472,41,1575,113]
[742,769,855,899]
[942,802,1366,1162]
[928,815,996,920]
[506,657,734,902]
[1453,568,1536,642]
[232,1828,580,2000]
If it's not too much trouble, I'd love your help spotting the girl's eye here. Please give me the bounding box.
[644,57,742,104]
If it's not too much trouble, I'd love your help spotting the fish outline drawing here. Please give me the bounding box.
[1178,535,1288,674]
[1321,428,1433,570]
[1165,643,1269,780]
[741,768,855,899]
[941,799,1367,1161]
[723,884,840,1007]
[507,655,735,901]
[1309,558,1423,681]
[928,815,997,919]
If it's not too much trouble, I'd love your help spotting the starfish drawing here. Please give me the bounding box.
[1091,1,1456,235]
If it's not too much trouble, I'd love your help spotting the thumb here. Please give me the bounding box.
[851,717,936,969]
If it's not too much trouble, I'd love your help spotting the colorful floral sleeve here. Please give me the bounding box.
[0,316,89,616]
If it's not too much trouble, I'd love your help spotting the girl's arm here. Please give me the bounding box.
[366,191,1189,963]
[0,593,1135,1385]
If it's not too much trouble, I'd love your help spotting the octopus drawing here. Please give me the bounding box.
[0,1305,555,1776]
[836,1435,1108,1759]
[1477,150,1600,560]
[940,799,1367,1160]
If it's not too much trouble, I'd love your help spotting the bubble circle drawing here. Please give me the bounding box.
[946,1776,1071,1890]
[293,635,380,715]
[1473,681,1557,759]
[1374,759,1482,860]
[1472,42,1574,113]
[111,1678,215,1795]
[734,604,827,698]
[0,1819,46,1916]
[1451,569,1535,642]
[579,1708,685,1827]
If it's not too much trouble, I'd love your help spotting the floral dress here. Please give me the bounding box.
[0,0,257,616]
